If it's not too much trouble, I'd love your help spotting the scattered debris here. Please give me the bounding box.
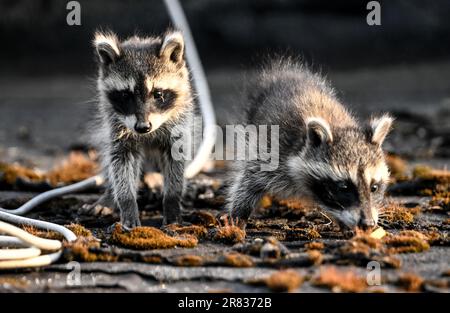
[264,269,304,292]
[222,252,254,267]
[165,224,208,239]
[385,154,408,182]
[395,273,424,292]
[171,255,204,267]
[312,266,367,293]
[46,152,98,186]
[304,241,325,250]
[210,217,245,244]
[383,230,430,254]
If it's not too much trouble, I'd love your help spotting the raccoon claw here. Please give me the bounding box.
[80,203,114,217]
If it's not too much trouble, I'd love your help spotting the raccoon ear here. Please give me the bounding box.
[93,32,120,65]
[368,114,394,146]
[159,31,184,64]
[306,117,333,147]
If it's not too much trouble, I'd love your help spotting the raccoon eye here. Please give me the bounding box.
[337,181,349,191]
[153,89,164,101]
[370,183,379,193]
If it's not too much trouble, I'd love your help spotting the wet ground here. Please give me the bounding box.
[0,62,449,292]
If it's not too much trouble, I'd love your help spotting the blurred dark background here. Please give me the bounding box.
[0,0,449,168]
[1,0,450,73]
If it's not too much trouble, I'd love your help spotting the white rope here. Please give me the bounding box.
[0,175,103,215]
[0,176,103,269]
[163,0,217,178]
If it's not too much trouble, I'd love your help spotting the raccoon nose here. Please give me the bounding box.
[134,121,151,134]
[358,218,375,231]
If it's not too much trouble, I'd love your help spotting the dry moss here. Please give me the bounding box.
[140,255,163,264]
[0,152,98,187]
[265,270,304,292]
[307,249,324,266]
[165,224,208,239]
[46,152,98,186]
[312,266,367,293]
[185,210,218,227]
[413,165,450,183]
[211,217,246,244]
[396,273,424,292]
[66,223,93,238]
[386,154,408,181]
[277,198,309,211]
[222,252,254,267]
[0,277,29,289]
[21,225,63,240]
[305,241,325,251]
[384,230,430,254]
[429,190,450,212]
[172,255,204,266]
[110,224,198,250]
[0,162,43,185]
[65,237,117,262]
[379,203,418,226]
[259,195,273,209]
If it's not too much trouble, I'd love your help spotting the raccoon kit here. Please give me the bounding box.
[227,58,393,230]
[92,30,196,228]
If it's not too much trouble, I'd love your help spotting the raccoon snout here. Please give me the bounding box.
[357,217,376,231]
[134,121,151,134]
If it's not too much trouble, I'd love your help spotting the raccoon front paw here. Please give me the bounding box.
[121,216,141,230]
[80,203,114,217]
[162,214,182,226]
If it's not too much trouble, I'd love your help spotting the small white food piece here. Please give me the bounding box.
[370,227,387,239]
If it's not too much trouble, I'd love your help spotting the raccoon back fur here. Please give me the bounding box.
[227,58,393,230]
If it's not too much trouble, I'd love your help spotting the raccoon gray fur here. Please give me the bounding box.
[91,30,196,228]
[227,58,393,230]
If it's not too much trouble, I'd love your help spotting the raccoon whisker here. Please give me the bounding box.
[319,211,333,226]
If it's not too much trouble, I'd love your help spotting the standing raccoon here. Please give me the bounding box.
[91,30,195,228]
[228,58,393,230]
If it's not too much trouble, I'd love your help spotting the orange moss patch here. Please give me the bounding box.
[307,249,324,266]
[172,255,204,266]
[222,252,254,267]
[259,195,273,208]
[413,165,450,183]
[212,217,245,244]
[21,225,63,240]
[64,237,117,262]
[265,270,304,292]
[110,224,197,250]
[0,162,43,185]
[379,203,418,225]
[22,223,93,242]
[305,241,325,250]
[429,190,450,211]
[277,198,309,211]
[0,277,29,289]
[396,273,424,292]
[383,230,430,254]
[140,255,163,264]
[186,210,218,227]
[66,223,93,238]
[312,266,367,293]
[165,224,208,239]
[46,152,98,186]
[386,154,408,181]
[0,152,98,187]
